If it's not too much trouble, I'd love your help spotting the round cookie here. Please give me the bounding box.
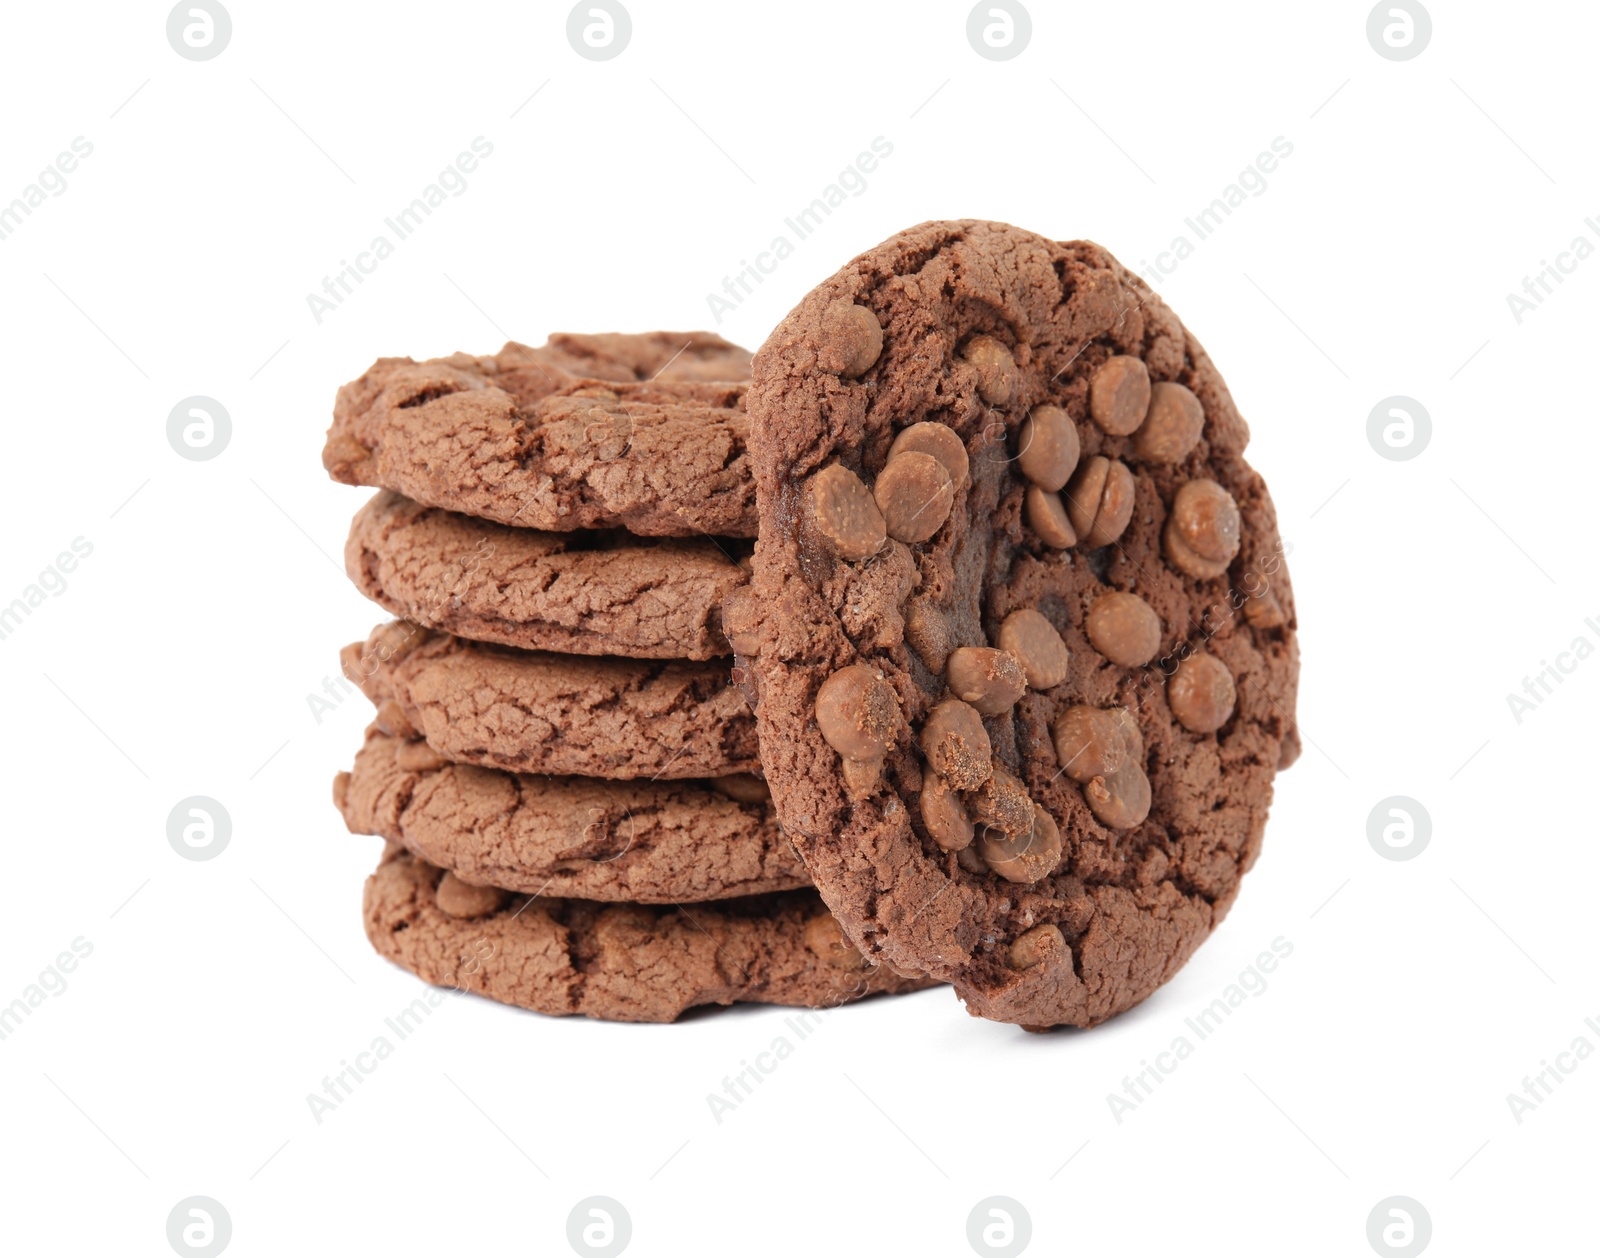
[364,846,934,1023]
[346,491,747,661]
[336,727,804,902]
[323,331,758,537]
[534,330,752,384]
[341,621,758,779]
[743,220,1300,1029]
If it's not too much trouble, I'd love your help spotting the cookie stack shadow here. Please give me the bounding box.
[324,331,933,1022]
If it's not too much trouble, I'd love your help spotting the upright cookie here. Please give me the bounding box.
[347,491,747,660]
[342,621,758,779]
[336,727,804,902]
[743,221,1300,1028]
[364,846,933,1023]
[323,331,757,537]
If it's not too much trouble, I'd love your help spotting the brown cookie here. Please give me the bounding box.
[744,220,1300,1029]
[346,490,747,661]
[336,727,805,902]
[364,845,933,1023]
[323,331,757,538]
[341,621,758,779]
[533,330,753,384]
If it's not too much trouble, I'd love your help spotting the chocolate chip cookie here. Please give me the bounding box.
[323,331,757,537]
[346,491,747,660]
[336,727,804,902]
[342,621,757,779]
[742,220,1300,1028]
[365,845,932,1022]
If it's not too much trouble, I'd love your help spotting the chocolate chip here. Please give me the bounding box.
[582,400,633,460]
[1164,528,1225,580]
[804,912,870,969]
[920,698,993,790]
[1085,591,1162,667]
[1065,456,1136,549]
[804,916,880,974]
[436,872,509,919]
[1089,355,1152,436]
[1016,405,1080,492]
[921,777,975,851]
[1168,651,1237,733]
[1197,597,1237,641]
[720,587,762,656]
[374,699,415,740]
[888,421,969,487]
[1084,761,1151,829]
[961,335,1016,405]
[966,767,1035,842]
[1244,584,1287,629]
[322,432,371,477]
[874,450,954,543]
[997,609,1069,689]
[395,740,449,772]
[979,803,1063,884]
[955,843,987,875]
[1134,381,1204,463]
[1081,706,1146,832]
[815,664,900,761]
[1169,479,1241,565]
[905,597,954,674]
[841,755,885,795]
[1007,922,1065,970]
[819,301,883,378]
[1052,705,1133,783]
[1024,484,1077,549]
[945,646,1027,715]
[809,464,886,561]
[1065,458,1106,533]
[731,658,760,711]
[368,620,424,665]
[709,773,771,805]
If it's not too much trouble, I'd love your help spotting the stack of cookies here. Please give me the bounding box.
[324,331,933,1021]
[324,220,1302,1032]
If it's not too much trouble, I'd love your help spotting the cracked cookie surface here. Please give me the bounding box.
[336,727,806,903]
[323,331,758,537]
[364,845,933,1022]
[743,220,1300,1028]
[346,490,748,661]
[341,621,757,779]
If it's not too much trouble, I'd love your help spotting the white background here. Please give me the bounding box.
[1,1,1594,1255]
